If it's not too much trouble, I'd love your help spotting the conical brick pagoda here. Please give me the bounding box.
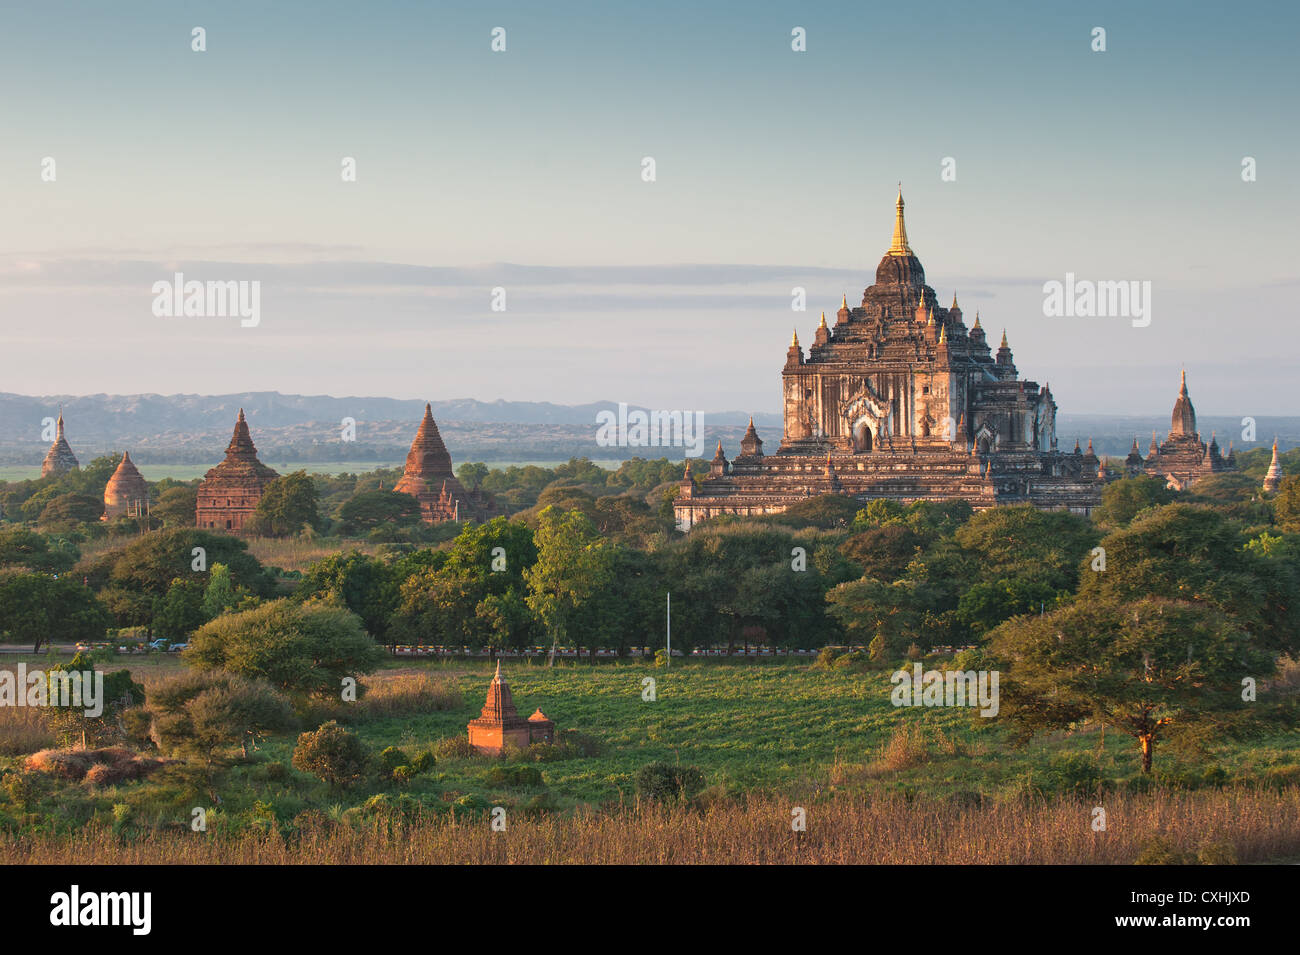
[103,451,149,519]
[195,409,280,533]
[467,661,556,755]
[40,410,79,478]
[394,403,496,523]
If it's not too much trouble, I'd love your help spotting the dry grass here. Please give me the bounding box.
[357,671,462,718]
[2,788,1298,864]
[874,723,932,772]
[244,537,381,572]
[0,705,54,756]
[24,747,172,785]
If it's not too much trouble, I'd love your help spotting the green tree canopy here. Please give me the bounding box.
[988,597,1282,773]
[186,598,383,697]
[248,471,320,538]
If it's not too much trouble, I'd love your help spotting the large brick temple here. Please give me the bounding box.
[395,403,497,523]
[1136,370,1234,490]
[195,409,280,533]
[674,190,1106,530]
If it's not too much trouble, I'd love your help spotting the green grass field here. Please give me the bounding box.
[6,654,1297,834]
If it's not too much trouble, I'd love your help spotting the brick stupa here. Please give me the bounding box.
[103,451,149,519]
[195,409,280,533]
[467,661,555,755]
[395,403,495,523]
[40,410,79,478]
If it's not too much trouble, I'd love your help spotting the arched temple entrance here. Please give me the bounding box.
[852,420,874,452]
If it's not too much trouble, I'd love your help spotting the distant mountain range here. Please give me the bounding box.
[0,392,1294,467]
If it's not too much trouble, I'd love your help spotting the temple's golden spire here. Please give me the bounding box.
[951,292,959,309]
[972,311,981,330]
[1000,329,1008,348]
[938,323,947,344]
[818,310,827,328]
[841,293,848,309]
[888,185,912,256]
[791,327,800,348]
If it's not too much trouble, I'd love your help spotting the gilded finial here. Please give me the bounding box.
[841,292,848,310]
[1000,329,1008,348]
[937,323,947,344]
[951,292,958,309]
[791,327,800,348]
[972,311,981,330]
[888,186,912,256]
[818,310,827,328]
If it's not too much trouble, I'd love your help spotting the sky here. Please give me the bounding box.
[1,0,1297,416]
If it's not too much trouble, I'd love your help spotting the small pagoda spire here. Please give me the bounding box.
[973,311,981,330]
[1264,438,1282,493]
[1000,329,1008,348]
[818,310,827,329]
[791,328,800,348]
[841,292,848,310]
[951,292,959,309]
[888,185,912,256]
[937,323,947,344]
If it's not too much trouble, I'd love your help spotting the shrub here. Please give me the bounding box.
[1135,836,1197,865]
[1033,753,1104,797]
[411,751,436,773]
[483,764,544,787]
[814,646,840,669]
[634,762,705,802]
[432,736,476,760]
[378,746,406,774]
[877,724,930,772]
[291,721,370,788]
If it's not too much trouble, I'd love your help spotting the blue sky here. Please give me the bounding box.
[1,0,1296,416]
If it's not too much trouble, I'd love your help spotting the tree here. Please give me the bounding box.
[336,489,422,536]
[186,598,383,697]
[292,720,370,787]
[456,462,490,492]
[76,528,271,631]
[201,562,240,619]
[525,507,616,663]
[296,552,399,642]
[1094,476,1178,527]
[153,486,197,527]
[248,471,319,537]
[389,518,540,650]
[148,671,293,772]
[0,571,111,652]
[44,654,145,749]
[988,597,1280,773]
[1078,503,1300,655]
[153,577,207,641]
[1276,474,1300,533]
[37,493,104,529]
[0,526,77,573]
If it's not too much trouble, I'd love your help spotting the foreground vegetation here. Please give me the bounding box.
[4,787,1297,865]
